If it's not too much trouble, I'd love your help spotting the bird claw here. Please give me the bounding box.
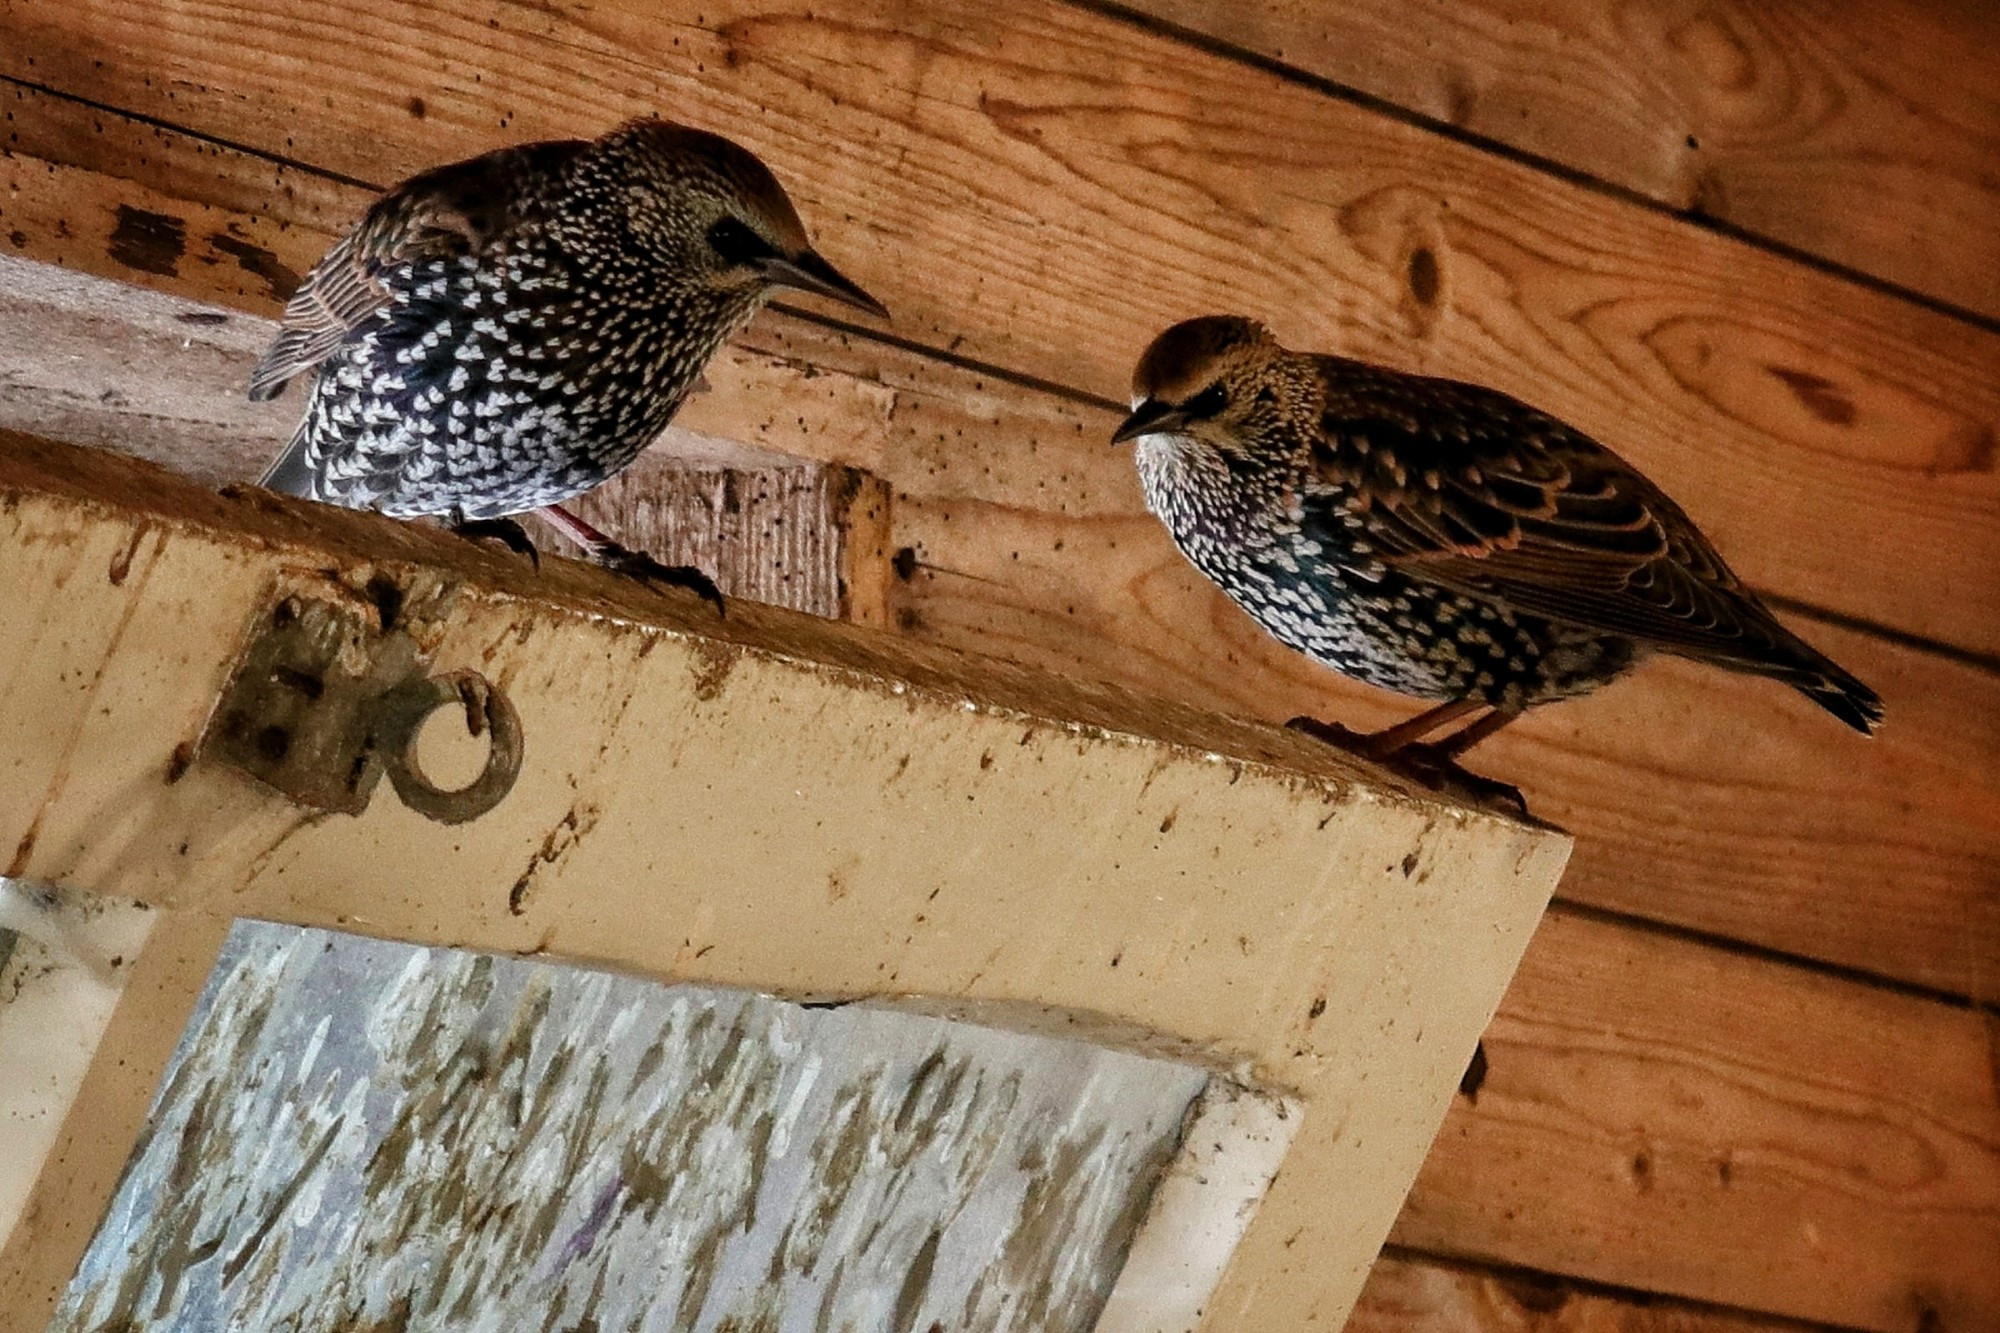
[1285,715,1528,819]
[592,543,726,617]
[450,517,541,568]
[1391,742,1529,820]
[1285,715,1378,753]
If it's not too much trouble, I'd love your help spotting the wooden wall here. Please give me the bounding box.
[1,1,1996,1329]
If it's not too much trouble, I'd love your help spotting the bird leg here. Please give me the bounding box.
[1288,701,1529,818]
[447,512,540,567]
[1410,706,1522,761]
[1390,708,1528,817]
[537,504,725,616]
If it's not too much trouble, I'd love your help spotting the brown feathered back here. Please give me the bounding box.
[248,139,584,403]
[1120,315,1882,733]
[1300,353,1880,729]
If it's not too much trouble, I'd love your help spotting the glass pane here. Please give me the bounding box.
[55,920,1209,1332]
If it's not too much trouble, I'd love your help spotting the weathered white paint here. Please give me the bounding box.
[55,921,1215,1332]
[0,883,156,1242]
[0,437,1568,1331]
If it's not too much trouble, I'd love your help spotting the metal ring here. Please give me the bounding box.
[377,670,524,824]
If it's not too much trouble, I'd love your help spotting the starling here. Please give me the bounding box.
[250,117,887,605]
[1114,316,1881,802]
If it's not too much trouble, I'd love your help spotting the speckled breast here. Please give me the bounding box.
[301,255,752,520]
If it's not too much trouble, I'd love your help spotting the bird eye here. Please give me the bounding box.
[1183,383,1229,419]
[707,216,774,267]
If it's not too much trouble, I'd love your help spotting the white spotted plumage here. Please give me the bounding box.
[253,119,885,528]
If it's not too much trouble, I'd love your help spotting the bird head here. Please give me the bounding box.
[1113,316,1305,454]
[601,118,888,319]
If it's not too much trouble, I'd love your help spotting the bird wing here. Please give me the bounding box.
[247,139,587,402]
[1303,359,1796,664]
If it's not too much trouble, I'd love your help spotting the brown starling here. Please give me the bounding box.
[250,117,886,604]
[1114,316,1881,798]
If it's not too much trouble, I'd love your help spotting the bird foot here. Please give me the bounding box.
[1389,741,1529,820]
[1285,715,1528,819]
[590,542,726,617]
[450,517,541,568]
[1284,716,1382,755]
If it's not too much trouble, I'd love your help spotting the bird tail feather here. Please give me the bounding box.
[1786,659,1884,735]
[1693,625,1884,735]
[247,341,301,402]
[258,429,317,498]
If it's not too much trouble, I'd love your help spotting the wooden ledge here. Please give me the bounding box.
[0,430,1567,1330]
[0,427,1558,826]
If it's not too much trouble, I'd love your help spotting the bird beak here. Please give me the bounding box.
[1112,398,1186,445]
[760,251,890,320]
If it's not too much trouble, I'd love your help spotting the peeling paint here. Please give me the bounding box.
[54,922,1206,1331]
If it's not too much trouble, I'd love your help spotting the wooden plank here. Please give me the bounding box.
[1117,0,2000,322]
[4,242,1995,1006]
[1351,1252,1839,1333]
[0,430,1566,1333]
[1393,908,2000,1333]
[564,461,896,623]
[3,9,1999,655]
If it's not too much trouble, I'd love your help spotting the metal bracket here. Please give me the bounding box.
[200,593,523,824]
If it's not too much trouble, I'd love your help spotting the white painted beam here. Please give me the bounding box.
[0,432,1567,1331]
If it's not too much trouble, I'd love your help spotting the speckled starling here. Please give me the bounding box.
[1114,316,1881,798]
[250,117,886,603]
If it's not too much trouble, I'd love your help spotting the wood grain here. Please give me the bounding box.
[1,286,1990,1333]
[1392,908,2000,1333]
[1119,0,2000,322]
[3,2,1999,654]
[563,460,894,623]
